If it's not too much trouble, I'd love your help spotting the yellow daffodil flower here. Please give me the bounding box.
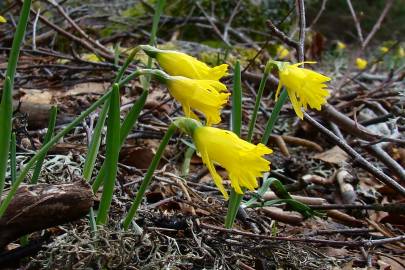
[337,41,346,50]
[140,45,228,80]
[355,57,368,70]
[276,45,289,59]
[164,74,229,126]
[193,126,272,199]
[274,61,330,119]
[379,46,389,54]
[0,16,6,23]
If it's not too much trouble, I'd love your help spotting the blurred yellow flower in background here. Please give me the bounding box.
[355,57,368,70]
[81,53,104,62]
[337,41,346,50]
[276,45,289,59]
[193,126,272,199]
[379,46,389,54]
[0,16,6,23]
[166,75,230,126]
[140,45,228,80]
[398,47,404,58]
[275,62,330,119]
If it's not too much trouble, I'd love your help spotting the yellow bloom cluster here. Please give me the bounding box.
[141,45,229,125]
[141,46,332,200]
[0,16,6,23]
[275,61,331,119]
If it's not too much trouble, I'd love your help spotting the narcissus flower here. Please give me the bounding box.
[337,41,346,50]
[0,16,6,23]
[276,45,289,59]
[274,61,331,119]
[193,126,272,199]
[140,45,228,80]
[355,58,368,70]
[148,70,229,126]
[379,46,389,54]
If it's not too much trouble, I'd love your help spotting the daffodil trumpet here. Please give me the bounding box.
[140,45,229,80]
[176,117,272,200]
[133,69,230,126]
[259,60,330,143]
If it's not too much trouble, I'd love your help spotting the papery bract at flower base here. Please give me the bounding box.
[192,126,272,199]
[140,45,228,80]
[166,76,230,126]
[275,62,331,119]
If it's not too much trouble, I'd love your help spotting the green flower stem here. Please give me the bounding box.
[10,133,17,184]
[0,0,32,197]
[261,89,288,145]
[96,84,121,225]
[231,60,242,136]
[247,64,274,142]
[123,124,176,230]
[31,106,58,184]
[0,70,142,218]
[226,61,243,229]
[224,190,244,228]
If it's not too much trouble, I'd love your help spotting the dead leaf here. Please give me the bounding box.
[313,146,349,164]
[62,82,109,96]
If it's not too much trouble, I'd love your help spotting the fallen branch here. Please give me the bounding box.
[0,181,94,249]
[304,113,405,196]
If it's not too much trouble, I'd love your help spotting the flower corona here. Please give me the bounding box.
[274,61,331,119]
[192,126,272,199]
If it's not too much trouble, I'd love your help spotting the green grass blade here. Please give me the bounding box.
[247,64,274,142]
[4,0,31,84]
[91,90,148,193]
[0,0,32,197]
[181,146,195,177]
[83,48,140,181]
[142,0,165,90]
[0,71,143,218]
[0,77,13,197]
[261,89,288,145]
[96,84,121,225]
[83,101,109,181]
[10,133,17,184]
[231,60,242,136]
[123,124,176,230]
[31,106,58,184]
